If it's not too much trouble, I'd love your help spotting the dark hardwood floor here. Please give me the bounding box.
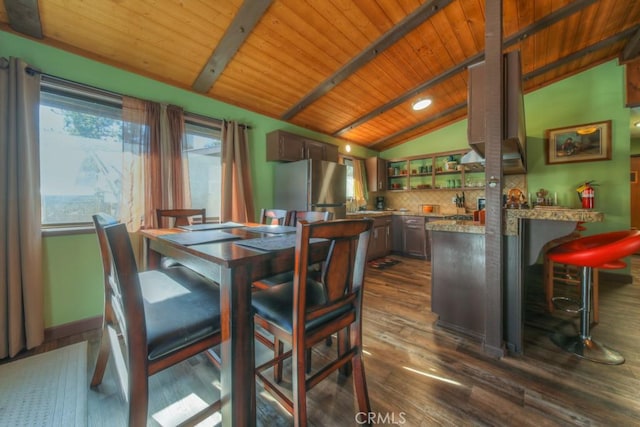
[5,255,640,426]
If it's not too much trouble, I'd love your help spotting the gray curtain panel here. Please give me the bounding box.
[0,57,44,358]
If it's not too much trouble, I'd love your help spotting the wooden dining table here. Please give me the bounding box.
[140,223,327,427]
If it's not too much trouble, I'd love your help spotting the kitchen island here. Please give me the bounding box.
[427,207,604,354]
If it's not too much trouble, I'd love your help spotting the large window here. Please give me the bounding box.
[39,81,221,226]
[183,118,222,220]
[40,89,124,225]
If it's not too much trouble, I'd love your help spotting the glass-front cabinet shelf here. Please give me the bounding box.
[385,150,484,192]
[434,152,462,189]
[463,170,486,189]
[408,157,433,190]
[387,160,408,191]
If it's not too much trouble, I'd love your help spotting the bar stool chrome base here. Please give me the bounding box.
[550,333,624,365]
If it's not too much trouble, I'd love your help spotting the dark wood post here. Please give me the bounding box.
[483,0,506,357]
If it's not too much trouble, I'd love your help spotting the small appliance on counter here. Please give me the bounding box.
[477,197,486,211]
[375,196,385,210]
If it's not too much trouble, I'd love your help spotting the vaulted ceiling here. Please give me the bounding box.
[2,0,639,151]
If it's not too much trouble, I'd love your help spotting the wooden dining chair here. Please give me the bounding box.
[254,210,335,370]
[285,210,333,226]
[156,208,206,228]
[90,213,222,426]
[252,219,373,426]
[259,208,288,225]
[155,208,206,267]
[254,210,333,290]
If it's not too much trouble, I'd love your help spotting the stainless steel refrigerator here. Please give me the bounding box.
[274,159,346,219]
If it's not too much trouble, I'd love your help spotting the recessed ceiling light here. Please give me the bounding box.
[345,144,351,153]
[634,121,640,128]
[412,98,432,111]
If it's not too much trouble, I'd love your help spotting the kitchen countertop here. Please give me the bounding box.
[425,207,604,235]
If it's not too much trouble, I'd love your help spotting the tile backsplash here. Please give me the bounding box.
[372,174,527,214]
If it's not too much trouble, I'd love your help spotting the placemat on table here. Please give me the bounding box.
[234,235,326,251]
[179,221,245,231]
[244,225,298,234]
[159,230,241,246]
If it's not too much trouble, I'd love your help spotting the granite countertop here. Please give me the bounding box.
[424,220,486,234]
[426,207,604,235]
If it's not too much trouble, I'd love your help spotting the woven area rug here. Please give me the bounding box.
[0,341,87,427]
[368,258,401,269]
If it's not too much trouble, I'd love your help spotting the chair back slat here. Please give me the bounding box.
[259,208,288,225]
[286,210,332,226]
[156,208,206,228]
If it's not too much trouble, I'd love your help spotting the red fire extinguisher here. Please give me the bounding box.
[578,181,595,209]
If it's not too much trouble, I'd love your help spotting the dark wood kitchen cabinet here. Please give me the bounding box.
[402,216,427,259]
[365,157,387,192]
[367,215,392,261]
[391,216,403,253]
[266,130,338,162]
[391,215,429,259]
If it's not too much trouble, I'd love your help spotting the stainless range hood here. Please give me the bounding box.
[460,148,526,175]
[465,50,527,175]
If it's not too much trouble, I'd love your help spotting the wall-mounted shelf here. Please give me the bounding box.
[384,150,485,192]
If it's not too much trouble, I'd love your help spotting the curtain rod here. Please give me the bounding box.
[25,66,251,130]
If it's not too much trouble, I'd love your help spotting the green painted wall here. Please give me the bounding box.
[524,60,630,235]
[1,30,375,328]
[382,119,469,159]
[42,233,103,326]
[632,138,640,155]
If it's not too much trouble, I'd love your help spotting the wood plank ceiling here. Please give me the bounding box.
[2,0,639,152]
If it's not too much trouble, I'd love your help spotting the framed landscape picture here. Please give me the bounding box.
[545,120,612,165]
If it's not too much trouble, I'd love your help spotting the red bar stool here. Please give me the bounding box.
[546,230,640,364]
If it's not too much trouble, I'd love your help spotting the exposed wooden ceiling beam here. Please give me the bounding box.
[371,26,638,150]
[333,0,598,138]
[280,0,454,121]
[4,0,42,39]
[192,0,272,93]
[621,27,640,64]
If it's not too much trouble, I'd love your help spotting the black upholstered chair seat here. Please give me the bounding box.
[141,267,221,361]
[252,280,353,334]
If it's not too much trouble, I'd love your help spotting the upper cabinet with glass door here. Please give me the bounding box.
[408,157,433,190]
[434,152,463,190]
[384,150,486,192]
[387,159,408,191]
